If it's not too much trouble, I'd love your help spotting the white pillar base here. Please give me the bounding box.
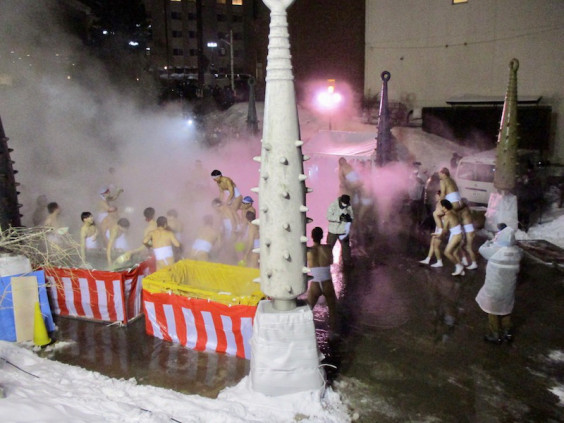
[250,300,324,396]
[485,192,518,232]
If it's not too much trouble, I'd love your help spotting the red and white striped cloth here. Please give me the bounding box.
[45,259,155,325]
[143,290,257,359]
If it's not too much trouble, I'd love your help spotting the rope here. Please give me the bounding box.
[0,356,40,378]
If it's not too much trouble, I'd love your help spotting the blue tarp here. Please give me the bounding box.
[0,270,55,341]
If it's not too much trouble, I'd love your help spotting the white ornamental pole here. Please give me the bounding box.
[255,0,308,311]
[249,0,323,396]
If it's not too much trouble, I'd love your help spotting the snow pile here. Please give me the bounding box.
[516,210,564,249]
[0,341,350,423]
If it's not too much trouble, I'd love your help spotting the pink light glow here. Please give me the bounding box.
[316,89,343,110]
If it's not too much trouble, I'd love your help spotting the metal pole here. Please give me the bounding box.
[230,29,235,94]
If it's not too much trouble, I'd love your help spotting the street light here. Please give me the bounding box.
[206,41,217,70]
[219,30,235,95]
[315,79,342,130]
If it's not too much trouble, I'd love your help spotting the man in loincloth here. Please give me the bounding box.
[142,207,157,239]
[307,227,337,332]
[433,167,465,232]
[242,211,259,268]
[211,170,243,227]
[433,199,464,276]
[143,216,181,270]
[96,185,123,225]
[458,198,478,270]
[43,202,67,245]
[106,218,130,267]
[80,211,99,262]
[100,206,119,247]
[166,209,184,261]
[190,214,221,261]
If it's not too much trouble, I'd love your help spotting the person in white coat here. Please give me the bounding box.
[475,226,523,344]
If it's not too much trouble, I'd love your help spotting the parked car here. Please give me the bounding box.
[454,148,542,206]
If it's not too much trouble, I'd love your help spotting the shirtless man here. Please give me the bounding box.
[211,198,238,242]
[458,199,478,270]
[338,157,362,200]
[143,216,180,270]
[433,199,465,276]
[307,227,337,332]
[97,185,123,224]
[433,167,465,231]
[240,196,257,217]
[420,191,444,267]
[143,207,158,239]
[166,209,184,261]
[43,202,67,245]
[211,170,243,224]
[80,211,99,261]
[211,198,239,264]
[190,215,221,261]
[100,207,119,247]
[43,202,61,229]
[242,211,259,268]
[32,195,48,226]
[106,218,130,266]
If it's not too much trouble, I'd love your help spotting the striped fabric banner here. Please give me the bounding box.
[143,290,257,359]
[44,259,155,325]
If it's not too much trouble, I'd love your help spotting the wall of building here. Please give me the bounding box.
[365,0,564,162]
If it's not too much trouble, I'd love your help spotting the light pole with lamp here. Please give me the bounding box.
[206,41,217,71]
[316,79,342,130]
[219,30,236,95]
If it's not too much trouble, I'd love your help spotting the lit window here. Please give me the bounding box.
[233,0,243,5]
[452,0,468,3]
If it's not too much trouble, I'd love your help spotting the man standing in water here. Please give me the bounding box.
[143,216,180,270]
[211,170,243,226]
[307,227,337,333]
[190,215,221,261]
[106,218,130,267]
[143,207,157,239]
[326,194,354,266]
[79,211,98,262]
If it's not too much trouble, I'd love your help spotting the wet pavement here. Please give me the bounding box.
[41,230,564,422]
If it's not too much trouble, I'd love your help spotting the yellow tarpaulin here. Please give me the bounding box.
[142,259,263,306]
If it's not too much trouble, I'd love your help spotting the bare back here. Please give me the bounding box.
[307,244,333,268]
[144,228,180,249]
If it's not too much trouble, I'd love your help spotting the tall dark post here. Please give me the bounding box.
[247,77,259,135]
[196,0,205,88]
[494,59,520,191]
[0,115,22,229]
[375,71,392,167]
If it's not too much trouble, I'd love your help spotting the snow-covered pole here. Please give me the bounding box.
[255,0,308,311]
[494,59,520,192]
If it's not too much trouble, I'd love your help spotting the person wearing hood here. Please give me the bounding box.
[475,225,523,344]
[326,194,354,265]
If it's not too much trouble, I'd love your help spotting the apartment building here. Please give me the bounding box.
[144,0,266,85]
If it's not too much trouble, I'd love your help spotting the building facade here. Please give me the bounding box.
[144,0,266,85]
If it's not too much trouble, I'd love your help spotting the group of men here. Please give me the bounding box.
[188,170,259,267]
[419,167,478,276]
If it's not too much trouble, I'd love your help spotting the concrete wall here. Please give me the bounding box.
[365,0,564,162]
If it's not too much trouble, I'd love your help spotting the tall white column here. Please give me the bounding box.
[249,0,323,396]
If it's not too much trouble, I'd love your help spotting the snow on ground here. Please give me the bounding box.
[516,208,564,249]
[0,341,350,423]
